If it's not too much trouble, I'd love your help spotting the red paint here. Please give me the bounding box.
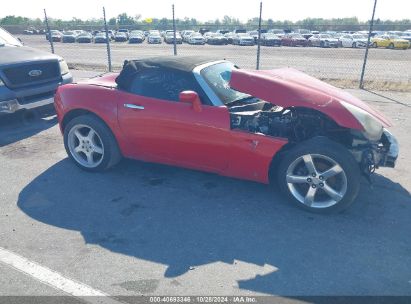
[55,81,287,184]
[230,68,391,129]
[54,65,391,184]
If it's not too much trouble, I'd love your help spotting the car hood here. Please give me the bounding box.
[229,68,391,130]
[0,45,61,66]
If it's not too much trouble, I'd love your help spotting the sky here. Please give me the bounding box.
[1,0,410,22]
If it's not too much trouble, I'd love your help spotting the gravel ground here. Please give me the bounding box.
[0,70,410,302]
[20,35,411,90]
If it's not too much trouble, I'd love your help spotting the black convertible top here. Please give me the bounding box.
[115,56,218,90]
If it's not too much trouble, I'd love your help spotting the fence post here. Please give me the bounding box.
[256,2,263,70]
[103,7,112,72]
[43,9,54,54]
[359,0,377,89]
[172,4,177,56]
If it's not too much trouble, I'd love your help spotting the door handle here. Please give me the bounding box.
[124,103,144,110]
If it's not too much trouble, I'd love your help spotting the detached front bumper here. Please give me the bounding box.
[379,129,399,168]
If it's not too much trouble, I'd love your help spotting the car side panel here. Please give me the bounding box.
[56,84,290,184]
[223,131,287,184]
[54,84,132,155]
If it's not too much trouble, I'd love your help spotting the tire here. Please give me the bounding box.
[352,42,357,48]
[320,41,325,48]
[276,137,360,213]
[63,115,122,172]
[388,43,394,49]
[372,42,378,48]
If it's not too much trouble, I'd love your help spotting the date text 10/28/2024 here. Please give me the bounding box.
[149,296,257,303]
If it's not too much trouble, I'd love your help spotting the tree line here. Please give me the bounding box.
[1,14,410,31]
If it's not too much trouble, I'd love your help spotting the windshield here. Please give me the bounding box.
[0,27,22,46]
[200,62,250,105]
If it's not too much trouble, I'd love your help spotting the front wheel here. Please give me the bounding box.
[64,115,122,172]
[276,137,360,213]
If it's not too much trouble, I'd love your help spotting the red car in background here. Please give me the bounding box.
[54,56,398,213]
[281,33,309,47]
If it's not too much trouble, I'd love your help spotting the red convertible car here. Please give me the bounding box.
[54,56,398,213]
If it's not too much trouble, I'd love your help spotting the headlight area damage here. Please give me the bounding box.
[228,68,399,179]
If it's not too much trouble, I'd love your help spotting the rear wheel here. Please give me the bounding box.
[64,115,122,172]
[277,137,360,213]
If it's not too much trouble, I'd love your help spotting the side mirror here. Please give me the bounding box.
[179,91,202,112]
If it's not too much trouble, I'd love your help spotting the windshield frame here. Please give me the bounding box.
[0,27,23,47]
[195,61,250,107]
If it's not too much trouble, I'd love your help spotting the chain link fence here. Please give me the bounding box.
[3,3,410,92]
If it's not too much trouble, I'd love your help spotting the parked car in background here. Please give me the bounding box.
[203,31,214,41]
[295,29,312,39]
[164,32,183,44]
[224,32,236,44]
[206,33,228,45]
[117,29,129,39]
[188,33,205,45]
[114,32,128,42]
[340,34,369,48]
[62,31,78,43]
[147,31,162,44]
[268,29,285,37]
[94,32,108,43]
[232,33,255,46]
[55,56,398,213]
[76,32,93,43]
[182,30,195,42]
[129,30,145,44]
[216,30,230,35]
[248,30,267,43]
[23,27,39,35]
[281,33,308,47]
[371,35,410,49]
[46,30,63,42]
[261,33,282,46]
[0,26,72,114]
[308,34,339,48]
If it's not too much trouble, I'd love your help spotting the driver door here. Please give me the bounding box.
[117,69,231,173]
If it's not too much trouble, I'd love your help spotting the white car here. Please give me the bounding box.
[340,34,370,48]
[188,33,205,45]
[147,30,162,44]
[308,34,340,48]
[182,30,195,42]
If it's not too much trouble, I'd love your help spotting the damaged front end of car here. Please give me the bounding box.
[228,67,399,180]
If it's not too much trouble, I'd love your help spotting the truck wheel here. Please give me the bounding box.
[277,137,360,213]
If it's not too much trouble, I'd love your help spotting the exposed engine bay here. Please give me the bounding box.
[228,99,397,179]
[229,100,348,143]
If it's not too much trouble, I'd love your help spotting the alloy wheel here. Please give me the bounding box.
[286,154,348,209]
[67,124,105,168]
